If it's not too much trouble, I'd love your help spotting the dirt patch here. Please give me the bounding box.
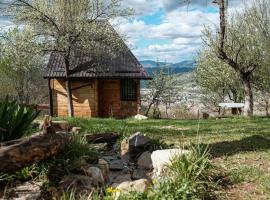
[222,182,266,200]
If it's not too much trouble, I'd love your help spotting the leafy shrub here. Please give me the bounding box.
[157,144,214,200]
[14,165,40,182]
[0,99,40,142]
[148,138,170,152]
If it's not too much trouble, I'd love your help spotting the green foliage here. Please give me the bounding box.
[153,144,214,200]
[0,99,40,142]
[14,165,40,182]
[196,49,244,111]
[40,134,98,187]
[0,28,46,103]
[148,138,170,152]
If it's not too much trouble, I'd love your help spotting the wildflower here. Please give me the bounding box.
[107,187,120,194]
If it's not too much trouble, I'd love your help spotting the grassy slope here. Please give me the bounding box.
[65,117,270,199]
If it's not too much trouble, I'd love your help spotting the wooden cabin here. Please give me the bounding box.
[44,21,151,118]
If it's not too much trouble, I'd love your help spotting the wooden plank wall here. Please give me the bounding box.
[100,79,140,118]
[51,79,99,117]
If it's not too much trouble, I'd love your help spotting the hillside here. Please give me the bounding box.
[140,60,196,75]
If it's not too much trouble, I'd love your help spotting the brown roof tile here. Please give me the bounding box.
[44,20,151,80]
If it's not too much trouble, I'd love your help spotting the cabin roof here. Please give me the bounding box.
[44,20,151,80]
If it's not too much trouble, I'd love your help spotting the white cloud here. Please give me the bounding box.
[114,0,253,62]
[114,7,219,61]
[121,0,163,16]
[133,39,200,62]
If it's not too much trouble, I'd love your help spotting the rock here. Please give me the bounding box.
[103,155,117,161]
[113,142,120,152]
[59,175,95,193]
[151,149,190,177]
[108,159,124,170]
[137,151,153,169]
[132,169,148,180]
[81,167,105,186]
[120,139,129,161]
[98,159,110,183]
[128,132,151,159]
[116,179,151,193]
[112,173,132,184]
[73,156,98,169]
[71,127,82,133]
[134,114,148,120]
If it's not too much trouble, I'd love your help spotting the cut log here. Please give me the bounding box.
[0,132,70,173]
[85,133,120,144]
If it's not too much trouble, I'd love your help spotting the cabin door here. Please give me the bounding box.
[100,80,120,117]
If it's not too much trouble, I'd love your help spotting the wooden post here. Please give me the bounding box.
[48,78,54,116]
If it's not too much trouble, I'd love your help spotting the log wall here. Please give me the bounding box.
[51,79,99,117]
[100,79,140,118]
[50,79,140,118]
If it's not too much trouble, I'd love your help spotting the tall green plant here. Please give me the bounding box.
[0,99,40,142]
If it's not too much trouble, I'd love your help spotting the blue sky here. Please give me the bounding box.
[0,0,248,63]
[113,0,248,62]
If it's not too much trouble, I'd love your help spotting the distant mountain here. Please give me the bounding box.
[140,60,196,75]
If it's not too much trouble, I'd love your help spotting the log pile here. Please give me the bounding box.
[0,116,70,173]
[0,132,70,173]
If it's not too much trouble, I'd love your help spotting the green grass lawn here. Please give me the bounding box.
[64,117,270,199]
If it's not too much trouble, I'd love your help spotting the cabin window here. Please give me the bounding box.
[121,79,137,101]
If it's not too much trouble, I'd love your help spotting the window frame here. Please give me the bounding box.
[120,79,137,101]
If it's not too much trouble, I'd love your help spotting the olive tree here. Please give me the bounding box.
[196,48,243,112]
[196,49,243,102]
[206,0,265,116]
[4,0,131,116]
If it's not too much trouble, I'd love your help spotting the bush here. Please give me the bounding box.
[0,99,40,142]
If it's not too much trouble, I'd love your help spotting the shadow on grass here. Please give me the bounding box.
[209,135,270,157]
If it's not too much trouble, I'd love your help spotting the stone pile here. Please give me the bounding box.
[58,131,190,197]
[13,127,190,199]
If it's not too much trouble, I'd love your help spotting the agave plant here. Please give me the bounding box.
[0,99,40,142]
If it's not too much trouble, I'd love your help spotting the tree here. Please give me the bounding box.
[4,0,131,116]
[143,63,178,118]
[0,28,46,103]
[206,0,264,116]
[196,49,244,109]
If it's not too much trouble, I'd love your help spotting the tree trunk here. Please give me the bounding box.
[242,75,253,116]
[66,79,74,117]
[0,132,70,173]
[64,58,74,117]
[146,102,154,116]
[219,0,226,50]
[266,100,269,117]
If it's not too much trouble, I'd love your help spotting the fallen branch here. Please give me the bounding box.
[85,133,120,144]
[0,132,70,173]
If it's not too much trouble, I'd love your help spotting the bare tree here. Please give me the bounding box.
[143,63,178,117]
